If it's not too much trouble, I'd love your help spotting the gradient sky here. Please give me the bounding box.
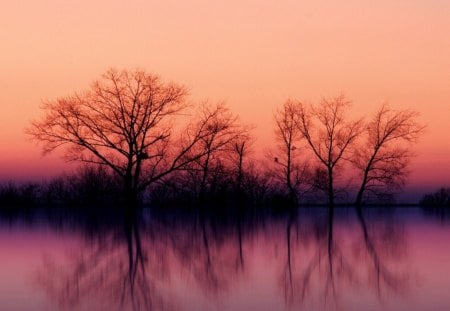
[0,0,449,195]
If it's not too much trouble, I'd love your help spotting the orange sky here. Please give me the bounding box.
[0,0,449,193]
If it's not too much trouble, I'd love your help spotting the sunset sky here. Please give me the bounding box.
[0,0,449,198]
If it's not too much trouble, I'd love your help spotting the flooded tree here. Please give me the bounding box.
[296,96,363,206]
[28,69,241,206]
[352,104,424,205]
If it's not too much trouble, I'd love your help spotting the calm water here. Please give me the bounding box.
[1,207,450,311]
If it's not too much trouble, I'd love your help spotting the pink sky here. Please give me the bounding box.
[0,0,449,192]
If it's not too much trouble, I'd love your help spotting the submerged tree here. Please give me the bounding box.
[296,96,363,206]
[28,69,241,206]
[352,104,424,205]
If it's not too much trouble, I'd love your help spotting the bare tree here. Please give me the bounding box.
[352,104,424,205]
[296,96,363,206]
[165,103,247,202]
[226,130,254,201]
[271,100,309,204]
[28,69,240,205]
[192,104,244,201]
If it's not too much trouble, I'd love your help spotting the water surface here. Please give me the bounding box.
[1,207,449,311]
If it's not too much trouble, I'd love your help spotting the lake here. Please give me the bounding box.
[0,207,449,311]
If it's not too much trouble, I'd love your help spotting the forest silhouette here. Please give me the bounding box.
[1,68,436,208]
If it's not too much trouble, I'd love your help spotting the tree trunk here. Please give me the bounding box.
[124,173,138,208]
[355,181,366,207]
[286,148,297,206]
[355,153,376,206]
[199,153,211,203]
[328,166,334,207]
[355,167,369,206]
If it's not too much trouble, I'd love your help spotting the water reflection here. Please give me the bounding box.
[35,210,173,311]
[0,207,420,310]
[279,208,409,310]
[421,206,450,223]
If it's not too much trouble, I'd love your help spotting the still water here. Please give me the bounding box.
[0,207,450,311]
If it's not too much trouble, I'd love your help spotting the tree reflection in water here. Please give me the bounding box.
[28,207,411,311]
[36,209,173,311]
[280,207,410,309]
[34,208,254,311]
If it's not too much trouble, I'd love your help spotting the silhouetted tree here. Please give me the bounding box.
[270,100,310,204]
[28,69,242,206]
[163,103,251,203]
[352,104,424,205]
[191,104,244,201]
[296,96,363,206]
[226,131,254,202]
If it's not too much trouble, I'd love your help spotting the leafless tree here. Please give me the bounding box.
[170,103,248,202]
[271,100,310,204]
[226,131,254,199]
[352,104,424,205]
[296,96,363,206]
[27,69,241,205]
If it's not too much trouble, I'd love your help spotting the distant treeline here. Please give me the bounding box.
[0,165,314,207]
[0,164,447,208]
[419,188,450,207]
[0,166,120,207]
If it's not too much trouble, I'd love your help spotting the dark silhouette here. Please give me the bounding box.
[420,187,450,207]
[228,134,254,203]
[352,104,424,205]
[295,96,364,206]
[14,77,426,208]
[179,103,248,203]
[270,100,310,205]
[27,69,247,206]
[0,181,40,207]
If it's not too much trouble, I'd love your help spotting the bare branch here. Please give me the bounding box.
[352,103,424,205]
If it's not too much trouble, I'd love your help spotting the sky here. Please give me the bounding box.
[0,0,449,197]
